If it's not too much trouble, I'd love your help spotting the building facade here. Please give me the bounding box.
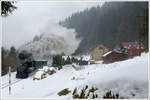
[91,44,109,61]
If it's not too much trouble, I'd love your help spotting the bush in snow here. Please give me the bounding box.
[72,85,98,99]
[47,68,56,75]
[57,88,71,96]
[103,90,120,99]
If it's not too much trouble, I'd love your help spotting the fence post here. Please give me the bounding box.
[9,67,11,95]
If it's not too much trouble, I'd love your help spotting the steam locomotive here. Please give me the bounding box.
[16,60,47,79]
[16,51,47,79]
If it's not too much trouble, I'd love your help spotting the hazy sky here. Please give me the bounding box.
[2,1,104,49]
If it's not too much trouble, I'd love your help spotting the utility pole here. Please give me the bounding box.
[9,67,11,95]
[137,16,142,56]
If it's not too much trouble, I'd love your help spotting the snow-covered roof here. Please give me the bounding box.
[121,42,144,50]
[82,55,91,61]
[34,70,44,78]
[34,59,47,61]
[62,56,72,60]
[103,50,122,57]
[103,51,112,57]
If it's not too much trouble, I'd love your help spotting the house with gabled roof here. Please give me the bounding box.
[90,44,109,61]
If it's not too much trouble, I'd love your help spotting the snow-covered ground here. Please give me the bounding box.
[1,53,149,99]
[2,72,17,85]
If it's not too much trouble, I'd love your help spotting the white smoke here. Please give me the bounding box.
[19,21,81,59]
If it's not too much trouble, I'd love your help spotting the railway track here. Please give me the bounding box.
[1,79,22,89]
[1,72,36,89]
[1,69,38,89]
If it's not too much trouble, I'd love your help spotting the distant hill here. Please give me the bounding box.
[60,2,148,54]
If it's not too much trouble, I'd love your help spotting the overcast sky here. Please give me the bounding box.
[2,1,104,49]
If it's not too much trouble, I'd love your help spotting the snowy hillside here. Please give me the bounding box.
[2,53,148,99]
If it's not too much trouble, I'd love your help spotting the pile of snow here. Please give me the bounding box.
[2,53,148,99]
[34,70,45,79]
[34,66,56,79]
[49,67,55,71]
[38,66,55,72]
[72,63,85,70]
[43,66,50,72]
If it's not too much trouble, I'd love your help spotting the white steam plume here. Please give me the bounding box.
[19,21,81,59]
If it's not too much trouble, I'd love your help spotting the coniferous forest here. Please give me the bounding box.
[59,2,148,54]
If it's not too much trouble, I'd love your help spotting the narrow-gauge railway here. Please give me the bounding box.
[2,79,22,89]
